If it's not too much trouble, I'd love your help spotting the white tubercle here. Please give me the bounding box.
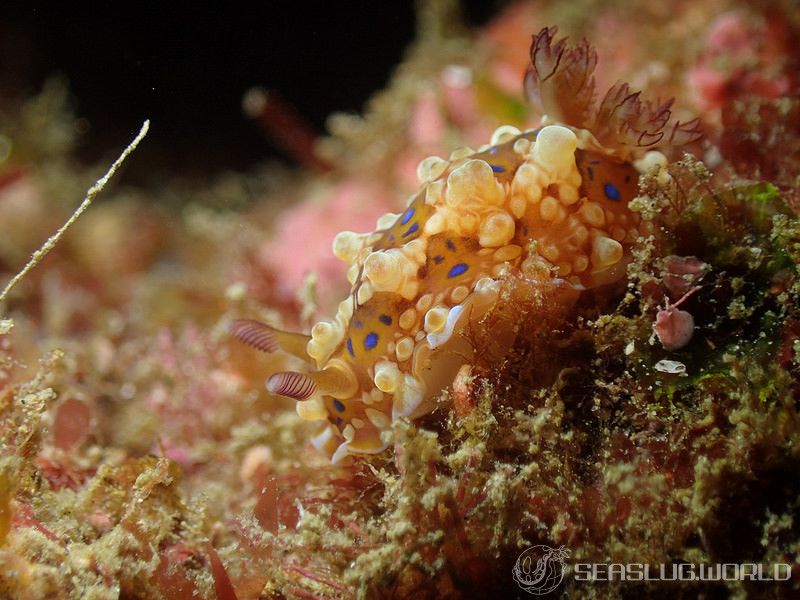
[578,201,605,228]
[479,211,515,247]
[332,230,371,264]
[416,294,433,313]
[364,249,419,299]
[308,319,342,364]
[331,433,388,464]
[365,407,391,429]
[513,138,531,155]
[308,314,351,367]
[474,276,500,295]
[426,304,464,349]
[330,440,351,464]
[509,196,527,219]
[558,183,580,205]
[494,244,522,262]
[311,320,335,342]
[450,285,470,303]
[510,162,543,204]
[337,296,354,321]
[392,374,425,420]
[423,212,446,235]
[346,263,360,285]
[445,159,505,209]
[425,180,445,206]
[532,125,578,176]
[400,238,427,264]
[490,124,521,146]
[424,306,450,334]
[356,281,374,304]
[375,212,400,230]
[296,397,327,421]
[374,360,402,393]
[416,156,449,183]
[395,336,414,361]
[363,250,399,288]
[633,150,667,174]
[398,309,417,330]
[449,146,475,161]
[311,425,336,452]
[591,235,624,269]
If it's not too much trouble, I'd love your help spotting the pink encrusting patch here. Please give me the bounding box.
[258,180,396,311]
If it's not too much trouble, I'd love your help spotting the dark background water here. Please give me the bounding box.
[0,1,506,181]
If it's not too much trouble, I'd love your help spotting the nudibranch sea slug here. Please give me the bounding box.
[232,27,701,463]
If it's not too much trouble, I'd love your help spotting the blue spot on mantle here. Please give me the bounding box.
[490,164,505,173]
[433,255,444,264]
[378,314,392,326]
[448,263,469,278]
[333,400,346,413]
[402,222,419,238]
[400,208,415,225]
[364,332,379,350]
[603,182,621,201]
[346,338,355,357]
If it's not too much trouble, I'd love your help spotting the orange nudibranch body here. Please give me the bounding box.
[257,123,662,463]
[232,25,700,463]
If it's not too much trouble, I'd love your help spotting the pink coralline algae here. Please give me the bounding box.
[689,11,798,111]
[257,179,396,311]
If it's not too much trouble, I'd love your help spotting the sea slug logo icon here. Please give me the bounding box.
[512,544,570,595]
